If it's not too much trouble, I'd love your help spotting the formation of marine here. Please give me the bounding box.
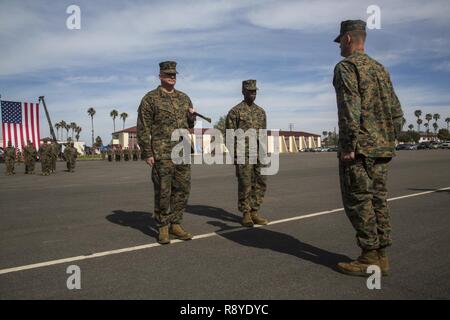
[4,138,78,176]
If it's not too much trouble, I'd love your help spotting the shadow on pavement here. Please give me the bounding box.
[207,220,352,273]
[107,210,158,238]
[187,204,351,273]
[186,204,241,224]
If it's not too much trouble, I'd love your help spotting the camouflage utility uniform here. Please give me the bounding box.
[332,20,404,276]
[39,142,52,176]
[334,50,403,251]
[226,80,268,226]
[4,144,16,175]
[137,84,196,228]
[24,142,37,174]
[64,144,77,172]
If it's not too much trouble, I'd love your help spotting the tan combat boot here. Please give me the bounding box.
[337,249,381,277]
[170,224,193,240]
[158,225,170,245]
[242,212,254,227]
[250,211,269,225]
[378,248,390,276]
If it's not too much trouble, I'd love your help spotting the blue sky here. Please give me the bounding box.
[1,0,450,145]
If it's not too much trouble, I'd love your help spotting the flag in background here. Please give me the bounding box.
[1,100,40,150]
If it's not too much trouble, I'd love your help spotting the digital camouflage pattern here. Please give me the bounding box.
[4,145,16,175]
[51,142,59,173]
[225,101,267,160]
[226,100,267,214]
[16,150,23,165]
[151,160,191,227]
[137,86,196,160]
[24,142,37,174]
[137,84,196,227]
[39,143,52,176]
[333,50,403,250]
[64,145,77,172]
[339,156,392,250]
[333,51,404,157]
[242,79,258,91]
[159,61,178,74]
[235,163,267,214]
[334,19,366,43]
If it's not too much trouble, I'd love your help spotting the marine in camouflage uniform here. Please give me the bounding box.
[16,149,23,166]
[125,147,131,161]
[119,147,124,161]
[4,141,16,175]
[107,148,113,162]
[132,147,138,161]
[64,142,77,172]
[332,20,404,277]
[51,141,59,173]
[137,61,196,244]
[39,139,52,176]
[24,140,37,174]
[225,80,269,227]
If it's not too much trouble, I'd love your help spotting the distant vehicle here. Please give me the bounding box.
[328,146,338,152]
[396,143,416,150]
[441,141,450,149]
[417,142,432,150]
[430,141,441,149]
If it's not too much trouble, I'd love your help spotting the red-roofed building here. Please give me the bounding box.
[112,126,321,152]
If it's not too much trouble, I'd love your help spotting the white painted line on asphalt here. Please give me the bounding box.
[387,188,449,201]
[0,186,448,276]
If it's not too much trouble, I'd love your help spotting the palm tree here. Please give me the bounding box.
[70,122,77,140]
[60,120,67,141]
[110,109,119,132]
[120,112,128,130]
[424,123,429,133]
[417,119,423,133]
[408,124,414,131]
[55,123,61,140]
[322,131,328,147]
[425,113,432,133]
[433,113,440,125]
[75,126,82,142]
[87,107,96,147]
[446,117,450,131]
[414,109,422,132]
[433,122,439,134]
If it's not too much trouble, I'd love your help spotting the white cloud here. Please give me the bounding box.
[0,0,254,76]
[247,0,450,31]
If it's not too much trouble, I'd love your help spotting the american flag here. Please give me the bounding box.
[1,100,40,151]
